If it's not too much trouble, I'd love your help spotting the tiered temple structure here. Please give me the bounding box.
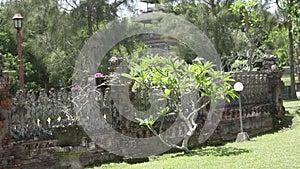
[135,0,179,54]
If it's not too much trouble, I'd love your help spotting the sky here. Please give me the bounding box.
[117,0,154,17]
[118,0,278,17]
[0,0,277,17]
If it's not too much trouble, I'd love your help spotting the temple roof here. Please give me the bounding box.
[141,34,179,46]
[134,11,164,24]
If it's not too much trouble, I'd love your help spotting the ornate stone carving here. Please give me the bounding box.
[3,57,285,143]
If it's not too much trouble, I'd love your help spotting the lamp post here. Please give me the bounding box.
[12,13,25,95]
[234,82,249,142]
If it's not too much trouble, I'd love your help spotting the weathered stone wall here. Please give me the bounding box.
[0,134,121,169]
[0,69,285,168]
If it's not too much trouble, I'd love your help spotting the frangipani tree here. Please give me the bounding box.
[230,0,273,71]
[123,54,236,153]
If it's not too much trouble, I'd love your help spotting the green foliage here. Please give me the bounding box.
[263,27,289,67]
[121,53,236,151]
[0,0,295,94]
[230,0,260,19]
[229,0,278,69]
[2,53,36,93]
[124,53,236,125]
[161,1,241,58]
[136,115,159,128]
[127,54,235,100]
[275,0,300,52]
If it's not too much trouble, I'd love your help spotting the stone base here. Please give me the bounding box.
[236,132,250,142]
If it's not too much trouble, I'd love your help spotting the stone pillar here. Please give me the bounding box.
[260,51,285,118]
[0,53,13,143]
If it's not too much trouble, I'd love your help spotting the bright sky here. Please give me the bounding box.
[116,0,154,17]
[118,0,278,17]
[267,0,278,13]
[0,0,277,17]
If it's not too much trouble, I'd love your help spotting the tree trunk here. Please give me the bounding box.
[182,130,193,153]
[246,43,255,71]
[288,22,297,99]
[87,0,93,37]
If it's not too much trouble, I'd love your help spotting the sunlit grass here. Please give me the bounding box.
[282,75,300,86]
[89,99,300,169]
[282,76,290,86]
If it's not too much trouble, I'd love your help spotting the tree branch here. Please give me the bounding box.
[187,100,210,120]
[276,0,283,10]
[147,125,184,150]
[111,0,127,9]
[243,11,253,43]
[63,0,79,10]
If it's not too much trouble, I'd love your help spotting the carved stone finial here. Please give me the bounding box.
[108,55,124,72]
[260,50,277,73]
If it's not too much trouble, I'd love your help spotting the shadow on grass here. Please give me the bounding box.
[273,99,300,131]
[173,146,250,158]
[295,109,300,116]
[277,115,294,129]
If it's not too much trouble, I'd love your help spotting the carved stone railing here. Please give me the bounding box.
[9,88,75,140]
[5,61,284,149]
[7,69,285,141]
[99,70,285,141]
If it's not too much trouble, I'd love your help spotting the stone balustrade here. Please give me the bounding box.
[6,69,285,141]
[9,88,75,140]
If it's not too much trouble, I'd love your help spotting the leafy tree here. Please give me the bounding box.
[123,54,236,153]
[263,26,289,67]
[161,0,239,59]
[2,53,37,93]
[0,0,61,89]
[230,0,277,70]
[0,0,136,90]
[276,0,299,99]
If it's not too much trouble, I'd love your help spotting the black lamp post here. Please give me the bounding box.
[234,82,249,142]
[12,13,25,95]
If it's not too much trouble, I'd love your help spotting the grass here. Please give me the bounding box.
[282,75,300,86]
[282,76,291,86]
[89,99,300,169]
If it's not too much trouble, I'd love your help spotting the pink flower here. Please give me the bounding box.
[95,72,103,77]
[74,84,81,90]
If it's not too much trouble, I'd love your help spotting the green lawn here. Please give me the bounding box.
[282,76,291,86]
[282,75,300,86]
[90,99,300,169]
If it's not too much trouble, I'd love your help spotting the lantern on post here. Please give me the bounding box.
[234,82,249,142]
[13,13,23,29]
[12,13,25,95]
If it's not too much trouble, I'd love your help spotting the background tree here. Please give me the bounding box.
[230,0,277,70]
[0,0,136,92]
[161,0,240,62]
[276,0,299,99]
[159,0,278,71]
[0,0,295,95]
